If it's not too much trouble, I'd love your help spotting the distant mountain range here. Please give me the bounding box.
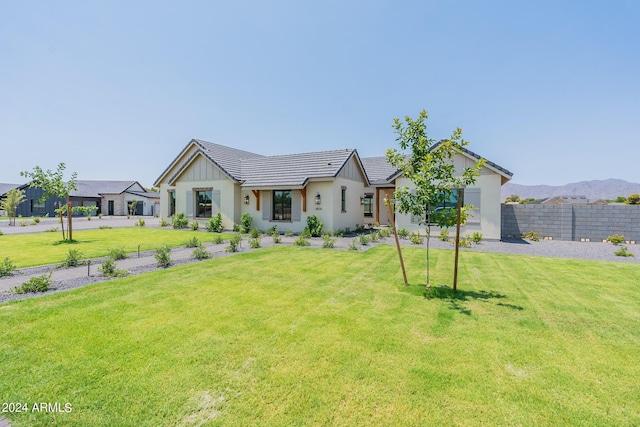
[501,179,640,202]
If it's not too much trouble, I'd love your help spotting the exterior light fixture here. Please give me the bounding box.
[360,196,365,205]
[315,193,321,205]
[244,195,250,205]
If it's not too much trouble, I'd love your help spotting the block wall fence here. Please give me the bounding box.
[501,204,640,242]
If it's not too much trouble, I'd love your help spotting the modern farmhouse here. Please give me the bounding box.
[155,139,513,239]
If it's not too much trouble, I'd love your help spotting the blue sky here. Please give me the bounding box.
[1,0,638,187]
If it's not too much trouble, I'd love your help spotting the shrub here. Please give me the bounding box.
[378,228,390,238]
[241,213,253,233]
[294,233,311,246]
[344,227,351,235]
[306,215,324,237]
[45,227,58,232]
[355,224,366,233]
[606,234,625,245]
[20,220,28,227]
[459,235,473,248]
[32,217,41,224]
[348,238,361,251]
[207,212,223,232]
[99,259,128,277]
[192,245,211,260]
[159,218,170,227]
[359,234,371,246]
[249,236,261,249]
[172,212,189,229]
[0,257,16,277]
[13,272,52,294]
[155,245,172,267]
[99,225,112,230]
[627,193,640,205]
[86,216,92,221]
[322,234,336,248]
[250,227,261,238]
[108,247,127,260]
[284,231,294,237]
[614,246,634,257]
[213,235,225,244]
[135,218,146,227]
[60,249,84,268]
[438,229,450,242]
[272,228,282,244]
[226,233,242,253]
[409,231,424,245]
[397,227,409,239]
[190,220,199,231]
[0,230,3,236]
[369,231,380,242]
[471,232,483,244]
[522,231,540,242]
[98,213,103,219]
[184,236,200,248]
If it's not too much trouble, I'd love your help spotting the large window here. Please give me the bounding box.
[195,190,212,218]
[168,191,176,216]
[427,191,463,224]
[363,194,373,217]
[31,199,45,214]
[273,190,292,221]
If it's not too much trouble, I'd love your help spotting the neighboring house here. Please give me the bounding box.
[0,183,20,216]
[541,195,589,205]
[155,139,513,239]
[8,181,159,217]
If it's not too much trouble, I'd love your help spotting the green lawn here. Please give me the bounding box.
[1,245,639,426]
[0,228,232,268]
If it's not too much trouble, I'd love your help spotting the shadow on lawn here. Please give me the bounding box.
[401,284,524,315]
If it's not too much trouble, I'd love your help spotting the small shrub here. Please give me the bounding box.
[359,234,371,246]
[226,233,242,253]
[397,227,409,239]
[250,227,261,238]
[344,227,351,235]
[522,231,540,242]
[459,235,473,248]
[190,220,199,231]
[192,245,211,260]
[471,232,483,244]
[369,231,380,242]
[265,225,277,235]
[31,217,41,224]
[108,247,127,260]
[294,234,311,246]
[606,234,625,245]
[20,220,28,227]
[213,235,225,244]
[0,257,16,277]
[86,216,92,221]
[159,218,170,227]
[249,236,261,249]
[207,212,223,232]
[13,272,52,294]
[378,228,390,238]
[348,238,361,251]
[0,230,3,236]
[155,245,172,267]
[272,228,282,244]
[322,234,336,248]
[60,249,84,268]
[438,229,450,242]
[240,213,253,233]
[99,258,128,277]
[98,213,103,219]
[306,215,324,237]
[135,218,146,227]
[184,236,200,248]
[355,224,366,233]
[172,212,189,229]
[98,225,112,229]
[409,231,424,245]
[614,246,634,257]
[233,223,242,233]
[45,227,58,232]
[284,231,294,237]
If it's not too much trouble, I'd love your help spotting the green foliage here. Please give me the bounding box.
[614,246,634,257]
[108,247,127,260]
[226,233,242,253]
[135,218,146,227]
[271,227,282,244]
[355,223,366,233]
[397,227,409,239]
[606,234,625,245]
[627,193,640,205]
[98,213,103,219]
[378,228,390,238]
[20,220,28,227]
[438,228,450,242]
[190,220,199,231]
[99,258,128,277]
[369,231,380,242]
[172,212,189,229]
[206,212,223,232]
[128,199,138,216]
[471,231,483,244]
[158,218,170,227]
[13,272,52,294]
[155,245,172,268]
[505,194,520,203]
[250,227,261,238]
[0,257,16,277]
[614,196,627,203]
[98,225,112,230]
[409,231,424,245]
[45,227,58,232]
[522,231,540,242]
[60,249,84,268]
[293,233,311,246]
[348,238,361,251]
[31,217,41,224]
[459,235,473,248]
[241,212,253,233]
[0,188,26,225]
[86,216,92,221]
[321,234,336,248]
[284,231,294,237]
[213,235,225,244]
[184,236,200,248]
[249,236,261,249]
[359,234,371,246]
[0,230,3,236]
[192,245,211,260]
[306,214,324,237]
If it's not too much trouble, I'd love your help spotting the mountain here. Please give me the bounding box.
[501,179,640,202]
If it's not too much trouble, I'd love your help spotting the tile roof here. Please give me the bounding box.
[70,181,140,197]
[194,139,265,181]
[431,140,513,178]
[360,157,399,185]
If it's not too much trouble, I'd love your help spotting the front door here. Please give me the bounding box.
[108,200,114,216]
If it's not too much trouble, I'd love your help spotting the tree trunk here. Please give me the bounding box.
[58,202,66,241]
[67,197,73,241]
[425,224,431,290]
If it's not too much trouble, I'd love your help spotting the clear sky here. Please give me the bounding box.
[1,0,638,187]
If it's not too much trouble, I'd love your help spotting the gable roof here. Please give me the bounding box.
[71,181,143,197]
[0,183,20,197]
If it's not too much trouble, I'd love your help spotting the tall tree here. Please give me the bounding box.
[0,188,26,226]
[386,109,485,289]
[21,163,78,241]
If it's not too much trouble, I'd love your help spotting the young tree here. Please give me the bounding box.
[627,193,640,205]
[0,188,26,226]
[21,163,77,241]
[386,109,485,289]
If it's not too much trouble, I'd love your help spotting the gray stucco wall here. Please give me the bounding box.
[502,204,640,242]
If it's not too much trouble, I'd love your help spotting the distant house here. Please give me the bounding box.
[155,139,513,239]
[541,195,590,205]
[0,183,20,215]
[4,181,159,217]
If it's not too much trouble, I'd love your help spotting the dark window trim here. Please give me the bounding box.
[273,190,292,221]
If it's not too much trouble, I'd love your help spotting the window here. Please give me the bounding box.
[273,190,292,220]
[31,199,45,214]
[363,194,373,217]
[168,191,176,216]
[427,190,463,224]
[195,190,212,218]
[341,187,347,212]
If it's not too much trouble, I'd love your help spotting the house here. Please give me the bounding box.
[6,181,159,217]
[155,139,513,239]
[0,183,20,216]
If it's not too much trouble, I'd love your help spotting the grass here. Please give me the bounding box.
[0,228,233,268]
[0,245,639,426]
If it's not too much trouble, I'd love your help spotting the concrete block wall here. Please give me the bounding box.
[501,204,640,242]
